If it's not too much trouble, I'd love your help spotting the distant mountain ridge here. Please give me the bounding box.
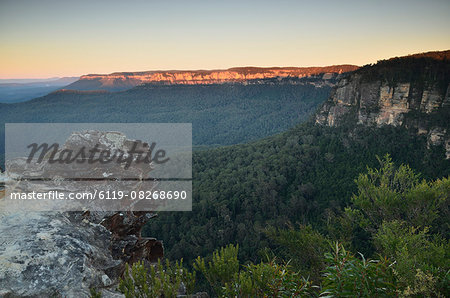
[0,77,78,85]
[0,77,79,103]
[65,65,358,91]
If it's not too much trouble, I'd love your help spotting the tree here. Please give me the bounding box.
[374,221,449,296]
[346,154,449,237]
[265,225,329,282]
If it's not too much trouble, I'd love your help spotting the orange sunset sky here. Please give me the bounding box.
[1,0,449,79]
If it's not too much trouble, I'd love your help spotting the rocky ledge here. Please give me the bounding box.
[0,211,162,297]
[0,131,163,297]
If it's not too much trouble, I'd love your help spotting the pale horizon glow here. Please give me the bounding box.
[1,0,449,79]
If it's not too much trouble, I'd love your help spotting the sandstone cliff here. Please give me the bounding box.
[65,65,358,91]
[315,50,450,158]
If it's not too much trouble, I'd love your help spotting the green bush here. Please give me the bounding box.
[193,244,239,296]
[320,242,397,297]
[265,225,330,281]
[118,259,195,298]
[350,154,448,233]
[374,221,449,296]
[223,261,312,297]
[194,243,313,297]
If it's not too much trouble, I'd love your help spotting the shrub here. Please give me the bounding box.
[223,261,312,297]
[320,242,397,297]
[118,259,195,298]
[193,244,239,296]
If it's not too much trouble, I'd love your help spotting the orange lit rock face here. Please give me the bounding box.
[79,65,358,86]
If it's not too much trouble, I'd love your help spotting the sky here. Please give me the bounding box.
[1,0,449,79]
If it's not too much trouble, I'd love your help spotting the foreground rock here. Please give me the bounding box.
[0,131,163,297]
[0,211,162,297]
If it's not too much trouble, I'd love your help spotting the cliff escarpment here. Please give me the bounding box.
[316,50,450,158]
[65,65,358,91]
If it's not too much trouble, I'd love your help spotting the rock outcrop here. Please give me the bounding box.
[0,131,163,297]
[0,211,162,297]
[316,50,450,158]
[65,65,358,91]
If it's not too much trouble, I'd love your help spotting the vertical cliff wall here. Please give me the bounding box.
[316,50,450,158]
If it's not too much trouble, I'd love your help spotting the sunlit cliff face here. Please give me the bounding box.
[79,65,359,86]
